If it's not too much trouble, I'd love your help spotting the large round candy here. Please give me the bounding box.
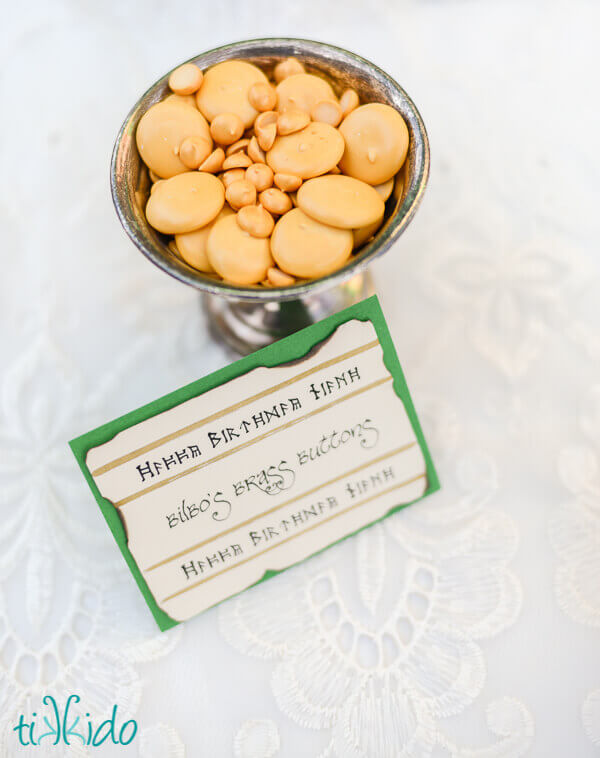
[266,122,344,179]
[175,206,234,272]
[339,103,409,185]
[163,93,199,109]
[136,100,211,179]
[196,60,269,128]
[297,175,384,229]
[207,214,273,285]
[145,172,224,234]
[270,208,352,278]
[275,73,336,113]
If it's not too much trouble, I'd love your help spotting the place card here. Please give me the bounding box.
[70,296,439,630]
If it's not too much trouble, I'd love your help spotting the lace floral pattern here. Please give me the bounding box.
[234,719,281,758]
[0,335,183,754]
[550,384,600,747]
[2,0,599,754]
[220,447,530,757]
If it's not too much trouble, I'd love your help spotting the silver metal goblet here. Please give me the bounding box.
[111,38,429,354]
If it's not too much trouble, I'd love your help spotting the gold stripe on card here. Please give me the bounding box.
[113,375,392,508]
[91,340,379,477]
[144,441,417,572]
[161,473,427,603]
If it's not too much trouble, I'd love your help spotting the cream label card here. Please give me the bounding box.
[70,296,439,630]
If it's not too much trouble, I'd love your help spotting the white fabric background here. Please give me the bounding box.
[1,1,599,755]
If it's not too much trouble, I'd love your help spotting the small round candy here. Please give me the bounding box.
[255,110,277,130]
[175,206,234,272]
[277,109,310,135]
[248,81,277,112]
[226,138,250,156]
[259,188,293,215]
[222,168,246,187]
[196,60,269,128]
[270,208,352,279]
[297,175,384,229]
[199,147,225,173]
[248,136,266,164]
[207,214,274,285]
[255,111,278,152]
[236,204,275,238]
[245,163,274,192]
[274,57,305,83]
[145,171,224,234]
[257,123,277,152]
[222,152,252,170]
[339,103,409,185]
[274,173,302,192]
[339,88,360,117]
[311,99,343,127]
[210,112,245,145]
[275,73,335,113]
[136,100,211,178]
[179,136,212,169]
[226,179,256,210]
[267,267,295,287]
[267,122,344,179]
[168,63,203,95]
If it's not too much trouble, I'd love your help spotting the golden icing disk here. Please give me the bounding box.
[174,206,234,272]
[339,103,409,185]
[276,73,336,114]
[145,172,224,234]
[136,100,211,179]
[270,208,353,278]
[207,214,274,284]
[297,175,384,229]
[196,60,269,128]
[266,122,344,179]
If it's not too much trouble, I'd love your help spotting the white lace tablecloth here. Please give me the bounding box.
[1,1,599,755]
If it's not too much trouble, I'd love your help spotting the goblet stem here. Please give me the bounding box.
[202,271,375,354]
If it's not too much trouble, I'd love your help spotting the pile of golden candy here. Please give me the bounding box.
[136,56,409,287]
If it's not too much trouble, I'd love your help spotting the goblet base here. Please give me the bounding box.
[202,271,375,354]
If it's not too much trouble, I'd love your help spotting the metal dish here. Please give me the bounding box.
[111,38,429,352]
